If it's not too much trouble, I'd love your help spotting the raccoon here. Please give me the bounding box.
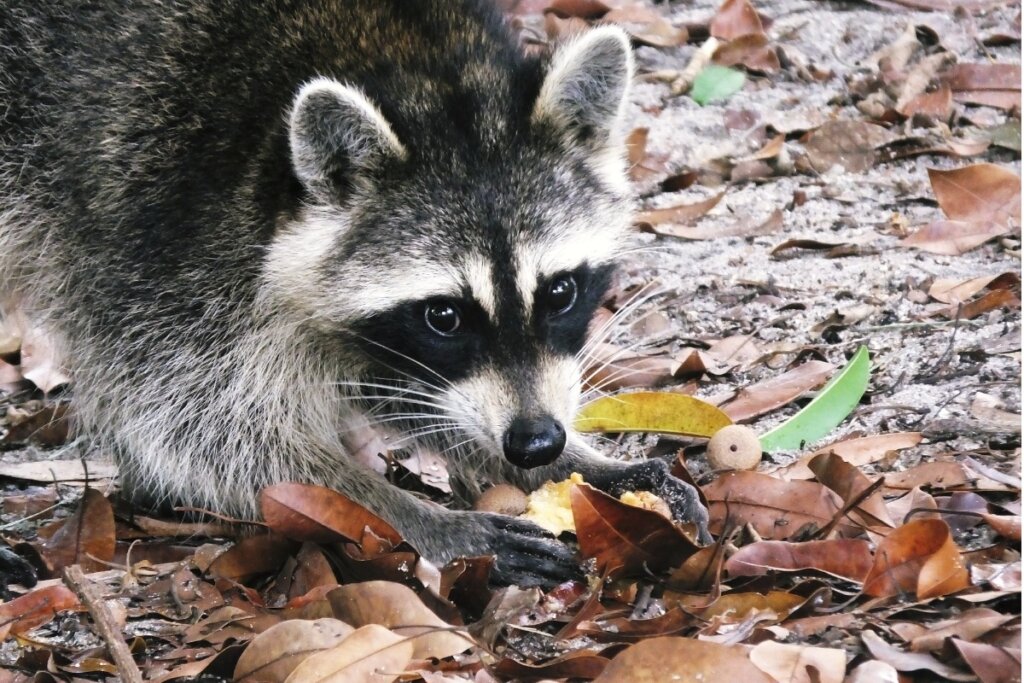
[0,0,709,586]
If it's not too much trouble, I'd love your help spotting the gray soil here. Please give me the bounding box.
[595,0,1021,477]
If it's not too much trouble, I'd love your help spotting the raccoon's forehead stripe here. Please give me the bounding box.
[462,255,497,319]
[513,225,623,313]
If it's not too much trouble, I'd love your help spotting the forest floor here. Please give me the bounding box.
[0,0,1019,681]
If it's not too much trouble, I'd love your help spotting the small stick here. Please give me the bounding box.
[63,565,143,683]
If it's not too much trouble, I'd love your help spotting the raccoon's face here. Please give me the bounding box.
[266,28,634,469]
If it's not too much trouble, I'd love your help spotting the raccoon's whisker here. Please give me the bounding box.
[578,324,662,381]
[576,283,664,363]
[339,418,455,437]
[347,334,457,391]
[336,394,454,413]
[579,341,667,398]
[614,243,679,259]
[440,436,480,457]
[394,425,467,444]
[333,378,444,401]
[355,413,458,428]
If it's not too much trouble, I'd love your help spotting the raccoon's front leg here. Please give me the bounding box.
[500,436,712,545]
[325,461,578,587]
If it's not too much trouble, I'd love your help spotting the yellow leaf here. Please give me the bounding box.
[574,392,732,437]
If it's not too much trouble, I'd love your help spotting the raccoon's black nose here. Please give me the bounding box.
[503,417,566,469]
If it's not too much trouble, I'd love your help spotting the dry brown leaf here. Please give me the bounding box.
[653,208,784,241]
[38,488,115,575]
[713,33,780,74]
[809,452,894,528]
[884,460,972,490]
[207,533,296,583]
[928,272,1020,304]
[724,538,873,582]
[720,359,834,422]
[494,649,612,679]
[955,288,1021,320]
[705,335,763,370]
[0,459,118,483]
[929,164,1022,224]
[691,590,807,623]
[594,636,776,683]
[328,581,470,659]
[774,432,923,480]
[282,624,413,683]
[802,120,896,173]
[748,641,847,683]
[261,483,403,548]
[951,638,1022,683]
[543,0,611,19]
[900,219,1012,255]
[863,519,969,599]
[233,618,355,683]
[0,584,80,638]
[583,342,677,391]
[897,83,953,120]
[944,63,1022,111]
[636,192,726,228]
[861,630,976,682]
[1,402,72,447]
[886,486,938,526]
[603,7,687,47]
[745,133,785,161]
[910,608,1016,653]
[709,0,764,40]
[702,471,848,540]
[571,483,701,578]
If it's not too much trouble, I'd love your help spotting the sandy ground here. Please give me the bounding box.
[586,0,1021,479]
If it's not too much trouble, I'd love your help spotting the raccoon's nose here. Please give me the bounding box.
[502,416,566,469]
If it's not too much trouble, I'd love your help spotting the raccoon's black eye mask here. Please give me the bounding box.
[349,263,615,383]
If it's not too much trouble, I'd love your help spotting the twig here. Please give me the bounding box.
[62,565,143,683]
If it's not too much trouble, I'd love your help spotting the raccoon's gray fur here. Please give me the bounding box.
[0,0,708,585]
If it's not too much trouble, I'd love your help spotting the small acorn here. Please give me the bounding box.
[473,484,529,516]
[707,424,762,470]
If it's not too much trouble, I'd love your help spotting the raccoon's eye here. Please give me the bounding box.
[424,301,461,336]
[546,275,578,316]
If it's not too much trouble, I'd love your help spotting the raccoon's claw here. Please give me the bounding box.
[463,512,581,588]
[655,472,713,545]
[590,459,712,545]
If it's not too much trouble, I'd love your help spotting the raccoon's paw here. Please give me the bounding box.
[655,471,713,546]
[454,511,581,588]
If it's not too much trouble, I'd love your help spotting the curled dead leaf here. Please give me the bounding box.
[282,624,413,683]
[863,518,969,599]
[233,618,355,683]
[328,581,470,659]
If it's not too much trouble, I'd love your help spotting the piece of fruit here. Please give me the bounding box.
[522,474,584,535]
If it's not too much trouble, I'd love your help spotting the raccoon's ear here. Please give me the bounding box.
[532,26,633,149]
[288,77,406,197]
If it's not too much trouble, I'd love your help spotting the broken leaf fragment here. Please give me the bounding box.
[759,346,871,453]
[574,392,733,438]
[690,65,746,105]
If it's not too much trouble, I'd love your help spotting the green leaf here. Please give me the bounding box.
[759,346,871,453]
[574,392,733,438]
[690,65,746,106]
